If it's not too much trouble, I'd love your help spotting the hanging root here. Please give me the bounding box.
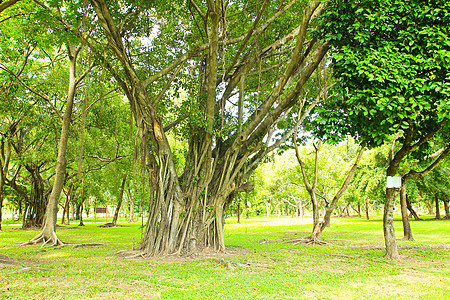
[20,231,64,247]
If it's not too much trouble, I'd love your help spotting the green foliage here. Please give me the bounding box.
[314,0,450,149]
[253,137,367,215]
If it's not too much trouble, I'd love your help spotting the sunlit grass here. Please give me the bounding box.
[1,215,449,299]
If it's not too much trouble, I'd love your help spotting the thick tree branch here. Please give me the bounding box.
[0,0,20,14]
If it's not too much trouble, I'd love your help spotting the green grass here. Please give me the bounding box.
[1,215,449,299]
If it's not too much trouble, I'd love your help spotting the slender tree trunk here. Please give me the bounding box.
[70,200,75,221]
[365,198,369,220]
[443,196,449,219]
[435,193,440,219]
[406,194,421,220]
[112,173,127,226]
[294,139,322,231]
[299,199,304,218]
[0,193,3,231]
[310,148,364,240]
[78,183,85,226]
[237,197,241,224]
[27,45,82,246]
[128,188,135,223]
[424,199,433,215]
[61,197,69,225]
[399,181,413,240]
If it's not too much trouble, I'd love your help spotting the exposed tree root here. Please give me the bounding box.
[211,258,270,270]
[287,236,328,245]
[115,250,146,259]
[99,223,125,228]
[20,231,64,247]
[71,243,104,249]
[259,235,328,246]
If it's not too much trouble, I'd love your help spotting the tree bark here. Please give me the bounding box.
[365,198,369,220]
[61,195,70,225]
[0,192,3,231]
[424,199,433,215]
[435,193,440,219]
[85,0,328,256]
[237,196,241,224]
[128,188,135,223]
[112,173,127,226]
[23,163,49,228]
[406,194,421,220]
[0,134,12,231]
[399,181,413,240]
[27,45,82,246]
[383,187,399,258]
[0,0,20,14]
[78,187,85,226]
[443,196,450,219]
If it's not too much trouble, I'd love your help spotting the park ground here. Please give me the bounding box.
[0,215,449,299]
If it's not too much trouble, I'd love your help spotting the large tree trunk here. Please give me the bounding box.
[112,173,127,226]
[87,0,328,256]
[26,45,82,246]
[23,164,49,228]
[399,181,413,240]
[383,187,399,258]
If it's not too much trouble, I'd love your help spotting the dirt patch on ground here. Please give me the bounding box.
[0,254,50,273]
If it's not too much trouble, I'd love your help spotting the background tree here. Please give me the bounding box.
[316,0,450,258]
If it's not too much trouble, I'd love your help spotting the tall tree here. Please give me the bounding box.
[315,0,450,258]
[34,0,329,255]
[27,45,87,245]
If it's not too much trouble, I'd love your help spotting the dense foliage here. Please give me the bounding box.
[314,0,450,149]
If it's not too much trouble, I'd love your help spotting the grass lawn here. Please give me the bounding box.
[0,215,449,299]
